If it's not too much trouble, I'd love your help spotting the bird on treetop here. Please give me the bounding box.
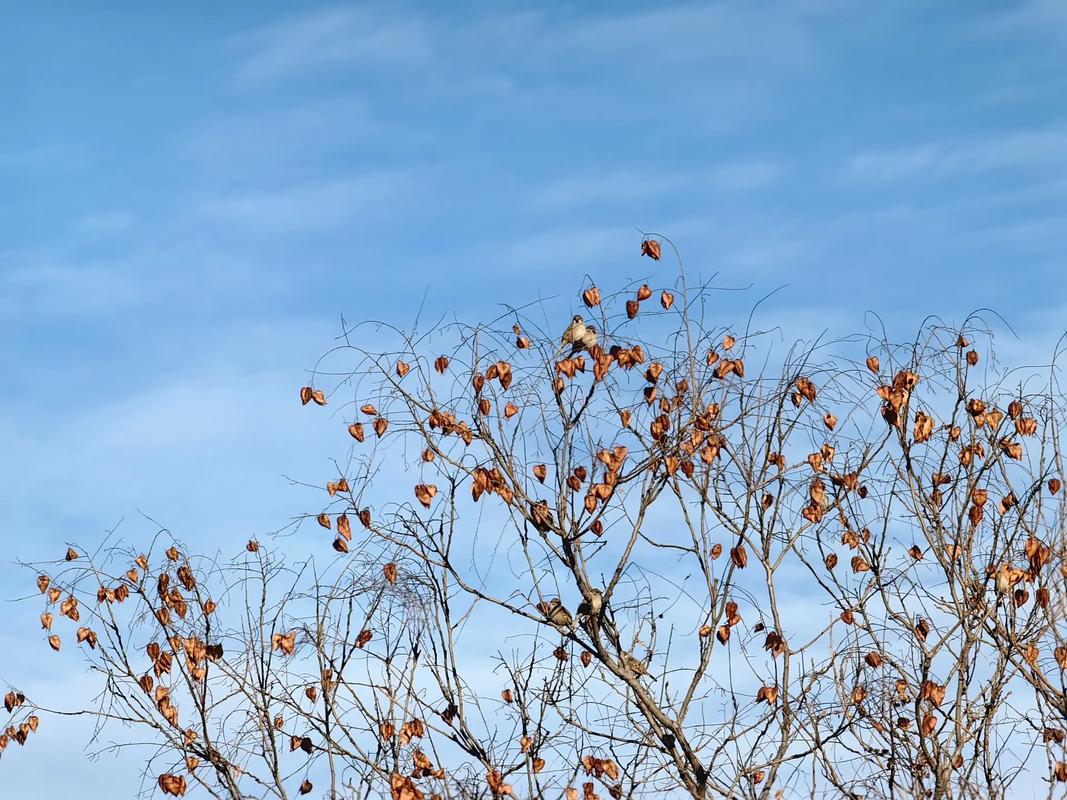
[559,315,599,356]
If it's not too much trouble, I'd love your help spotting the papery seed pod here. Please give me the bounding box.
[921,713,937,737]
[756,686,779,704]
[660,291,674,310]
[414,484,437,509]
[640,239,661,260]
[582,286,601,307]
[730,545,748,569]
[915,618,931,641]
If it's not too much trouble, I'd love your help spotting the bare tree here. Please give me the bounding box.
[6,238,1067,800]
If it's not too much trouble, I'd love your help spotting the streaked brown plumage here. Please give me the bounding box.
[541,598,573,629]
[621,652,648,676]
[577,589,603,619]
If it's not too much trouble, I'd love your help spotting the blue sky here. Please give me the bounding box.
[3,0,1067,793]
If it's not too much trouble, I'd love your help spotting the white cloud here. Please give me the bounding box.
[229,7,431,86]
[527,171,689,213]
[0,260,148,316]
[971,0,1067,45]
[198,173,421,233]
[842,127,1067,183]
[176,96,381,178]
[527,162,783,212]
[72,210,136,237]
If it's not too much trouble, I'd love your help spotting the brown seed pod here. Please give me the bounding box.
[641,238,662,260]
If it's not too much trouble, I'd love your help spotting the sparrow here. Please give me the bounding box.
[994,563,1020,597]
[621,651,649,677]
[577,588,603,619]
[575,324,599,355]
[539,598,574,630]
[559,315,597,356]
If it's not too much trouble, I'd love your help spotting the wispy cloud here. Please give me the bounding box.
[176,98,380,177]
[0,260,149,317]
[198,173,422,233]
[527,171,689,213]
[229,7,431,86]
[842,127,1067,183]
[71,210,136,238]
[971,0,1067,45]
[527,162,783,212]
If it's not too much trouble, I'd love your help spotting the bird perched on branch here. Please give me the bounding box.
[621,651,649,677]
[558,315,599,356]
[538,598,574,630]
[577,589,603,620]
[578,588,603,635]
